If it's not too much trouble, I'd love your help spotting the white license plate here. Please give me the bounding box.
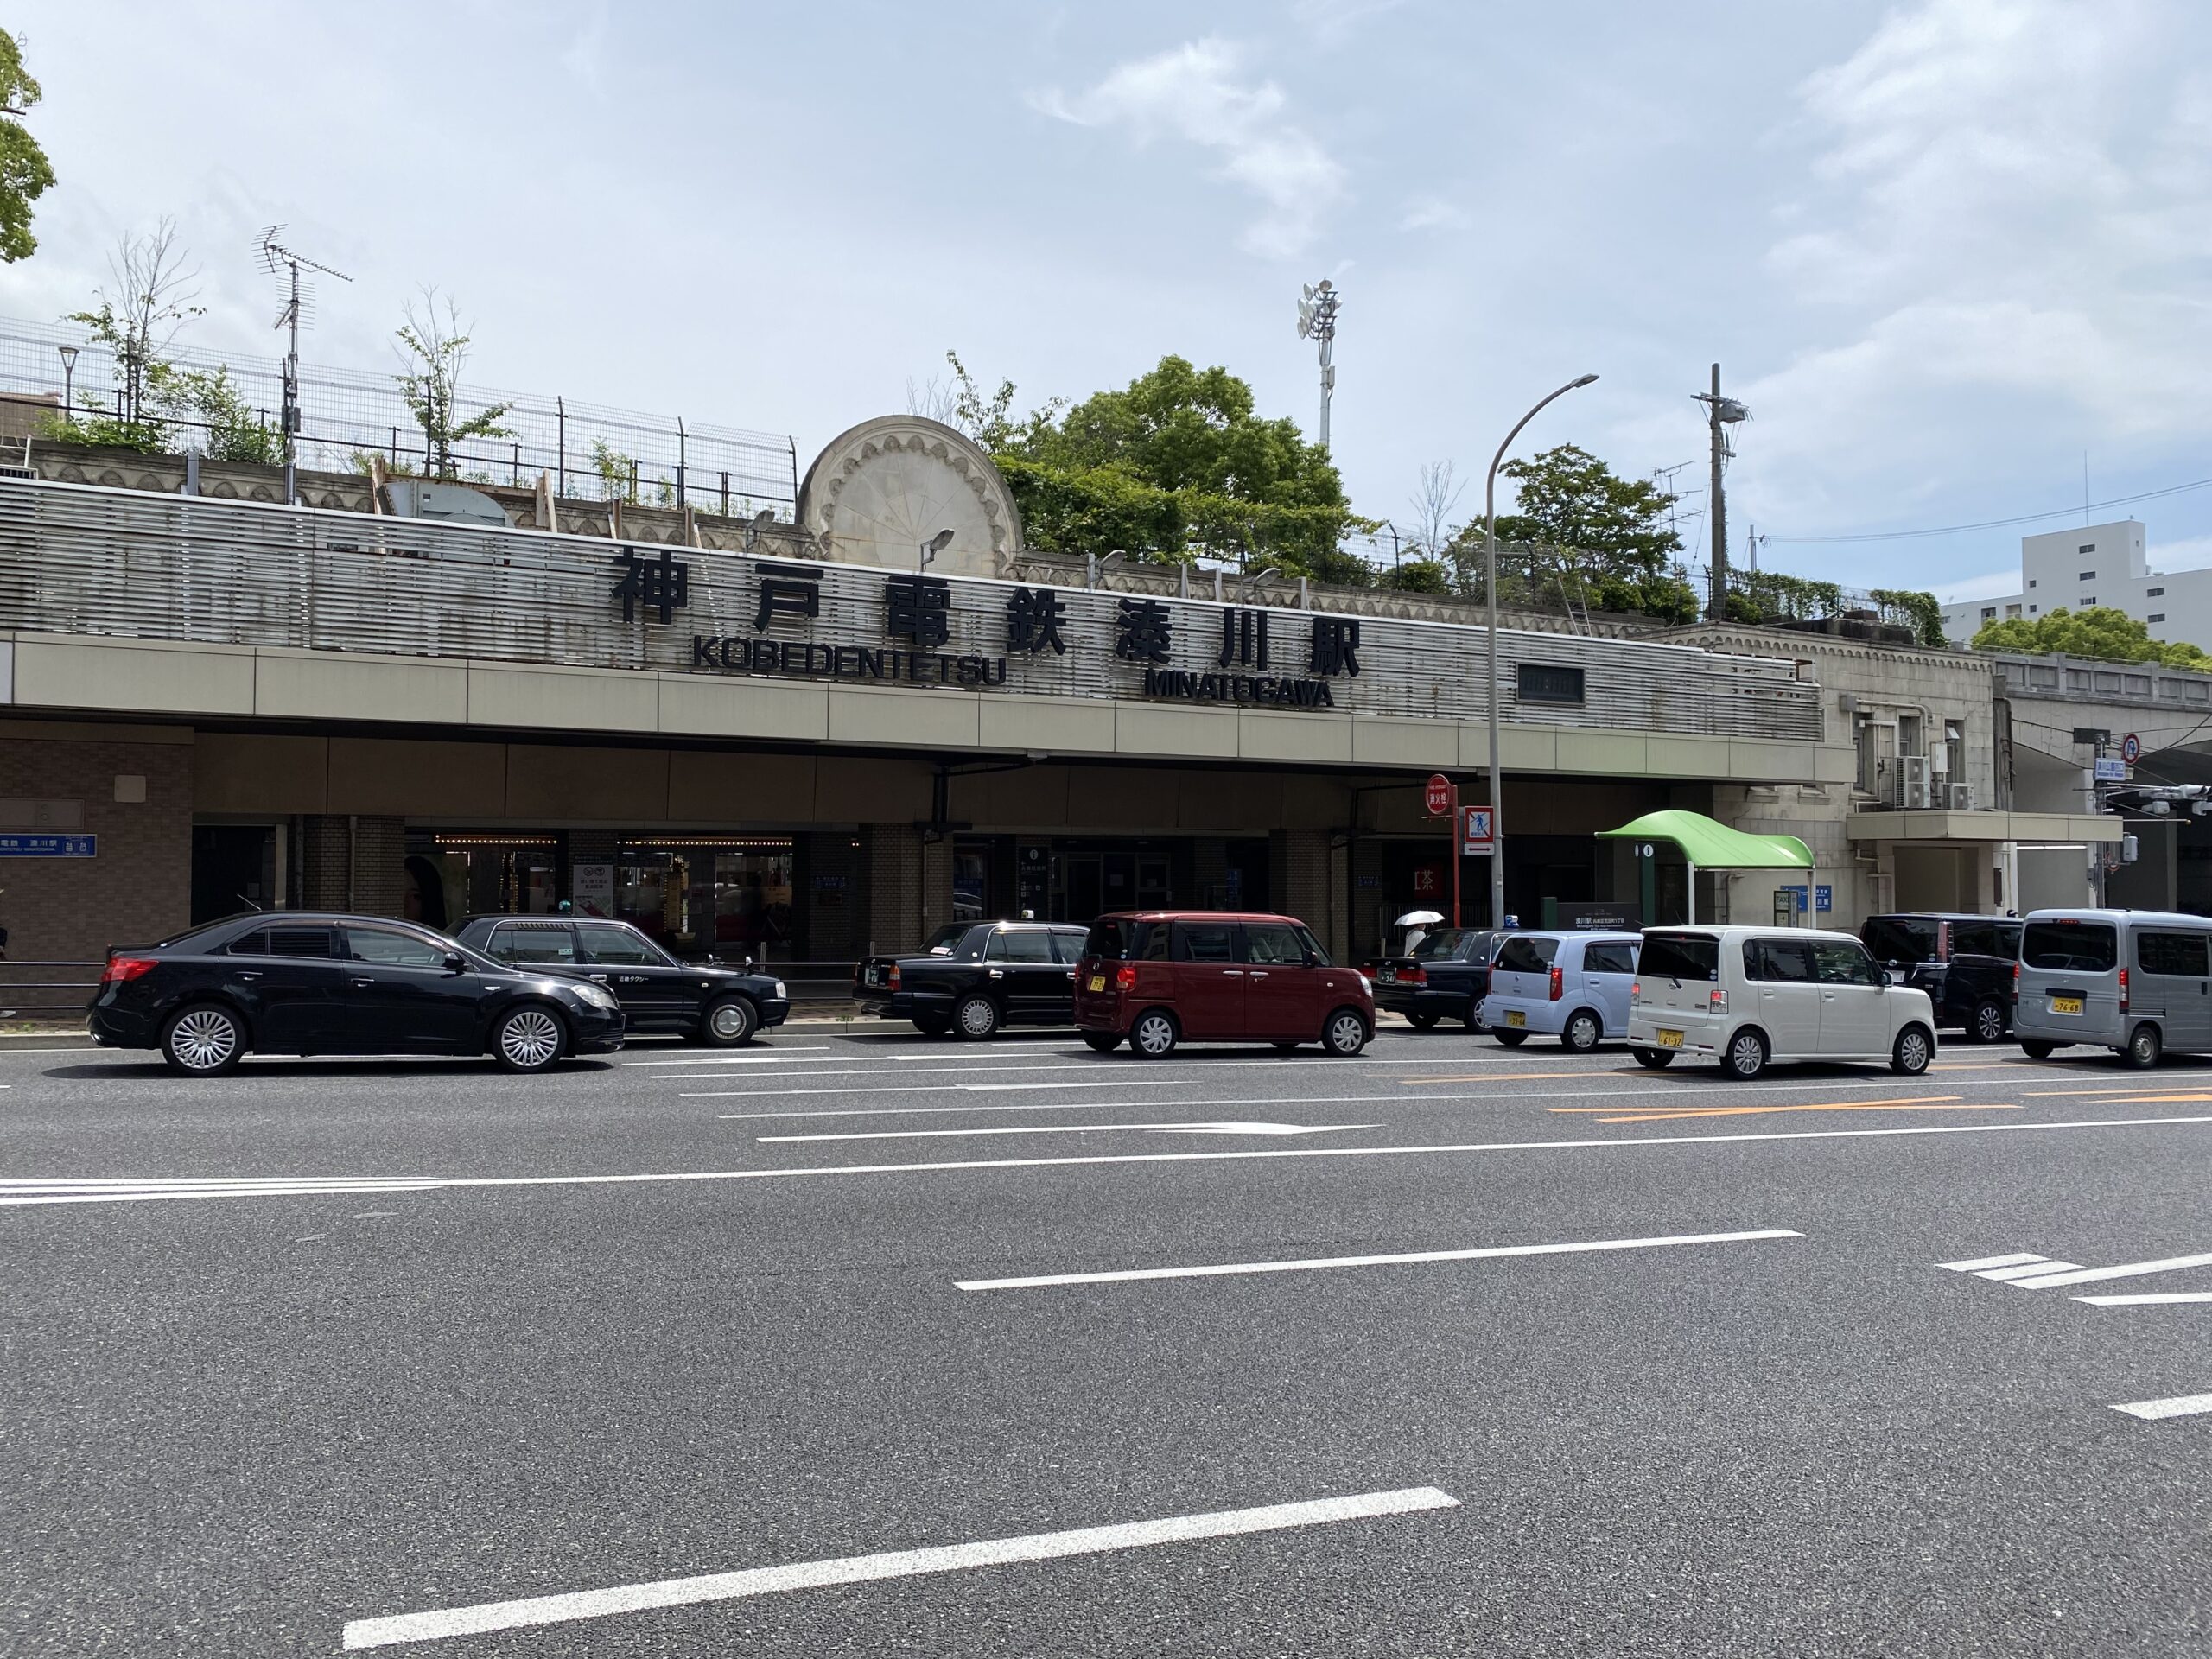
[2050,995,2083,1015]
[1506,1009,1527,1028]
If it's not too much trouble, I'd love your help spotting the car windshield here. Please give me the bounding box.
[2022,920,2119,973]
[1412,929,1478,961]
[1640,932,1719,982]
[1863,917,1942,964]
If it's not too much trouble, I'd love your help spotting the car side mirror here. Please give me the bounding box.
[444,951,467,974]
[1303,950,1322,968]
[1881,969,1895,988]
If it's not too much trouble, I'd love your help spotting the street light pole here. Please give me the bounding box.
[56,345,77,430]
[1484,372,1599,928]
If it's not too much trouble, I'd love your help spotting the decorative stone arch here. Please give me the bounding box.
[797,415,1023,577]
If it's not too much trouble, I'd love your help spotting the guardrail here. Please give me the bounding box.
[0,961,99,1019]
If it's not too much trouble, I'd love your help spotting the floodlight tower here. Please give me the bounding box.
[1296,279,1341,450]
[258,226,353,504]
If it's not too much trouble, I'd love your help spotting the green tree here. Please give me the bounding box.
[0,29,53,263]
[64,219,203,442]
[1972,606,2212,671]
[1444,444,1698,620]
[394,289,513,477]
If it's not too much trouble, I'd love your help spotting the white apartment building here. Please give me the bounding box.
[1942,519,2212,650]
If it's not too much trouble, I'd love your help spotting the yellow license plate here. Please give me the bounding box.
[1506,1009,1527,1028]
[1088,975,1106,993]
[2050,995,2082,1014]
[1656,1028,1684,1048]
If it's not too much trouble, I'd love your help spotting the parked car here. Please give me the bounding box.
[1371,927,1508,1029]
[853,923,977,1006]
[1625,925,1936,1080]
[1072,911,1374,1058]
[86,912,625,1076]
[2011,907,2212,1068]
[1477,931,1642,1051]
[1860,912,2024,1043]
[454,915,789,1046]
[853,921,1091,1038]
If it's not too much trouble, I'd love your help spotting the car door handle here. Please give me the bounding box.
[988,969,1004,978]
[236,970,262,982]
[352,976,375,988]
[1223,969,1244,976]
[588,974,609,982]
[1249,971,1268,979]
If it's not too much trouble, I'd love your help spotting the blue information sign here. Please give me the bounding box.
[1778,883,1833,913]
[0,833,96,857]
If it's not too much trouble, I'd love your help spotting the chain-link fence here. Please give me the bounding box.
[0,316,798,513]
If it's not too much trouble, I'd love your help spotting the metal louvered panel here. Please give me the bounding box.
[0,476,1821,743]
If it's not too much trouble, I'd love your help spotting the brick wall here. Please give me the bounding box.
[1271,829,1345,960]
[297,815,407,917]
[0,732,193,961]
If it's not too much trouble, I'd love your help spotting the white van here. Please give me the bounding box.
[1627,926,1937,1080]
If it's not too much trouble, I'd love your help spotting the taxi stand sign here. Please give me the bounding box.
[1460,805,1497,856]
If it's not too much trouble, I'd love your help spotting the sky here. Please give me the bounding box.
[6,0,2211,602]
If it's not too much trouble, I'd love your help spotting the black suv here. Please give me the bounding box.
[854,921,1091,1038]
[1860,912,2024,1042]
[86,912,625,1075]
[455,917,790,1046]
[1372,928,1509,1029]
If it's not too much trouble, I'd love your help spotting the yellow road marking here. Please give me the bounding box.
[2096,1092,2212,1104]
[1546,1096,2013,1125]
[2021,1086,2212,1099]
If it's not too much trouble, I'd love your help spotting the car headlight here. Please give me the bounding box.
[573,983,620,1012]
[772,981,788,1000]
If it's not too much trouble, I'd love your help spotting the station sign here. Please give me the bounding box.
[2093,757,2129,782]
[0,833,96,856]
[1777,883,1834,913]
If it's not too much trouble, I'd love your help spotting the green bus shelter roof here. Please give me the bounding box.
[1596,809,1814,871]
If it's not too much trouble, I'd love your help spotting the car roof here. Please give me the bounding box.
[2022,907,2212,926]
[1866,912,2016,923]
[1090,910,1305,924]
[1644,925,1871,944]
[1497,930,1642,944]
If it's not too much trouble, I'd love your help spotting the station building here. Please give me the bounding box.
[2,412,2106,974]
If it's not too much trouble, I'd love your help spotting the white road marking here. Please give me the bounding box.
[957,1227,1801,1291]
[1939,1252,2045,1272]
[2108,1392,2212,1421]
[760,1120,1377,1144]
[340,1485,1461,1649]
[2076,1292,2212,1306]
[8,1114,2210,1208]
[696,1074,2042,1116]
[2007,1251,2212,1289]
[1982,1261,2082,1281]
[652,1055,1491,1083]
[691,1079,1178,1098]
[620,1047,832,1065]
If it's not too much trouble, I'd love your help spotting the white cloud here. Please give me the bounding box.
[1292,0,1409,48]
[1398,195,1468,233]
[1931,566,2024,604]
[1031,39,1346,259]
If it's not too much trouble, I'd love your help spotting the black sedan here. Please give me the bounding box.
[86,912,625,1076]
[1372,927,1509,1029]
[854,921,1090,1038]
[454,916,789,1046]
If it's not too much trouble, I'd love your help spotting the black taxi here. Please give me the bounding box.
[455,916,790,1046]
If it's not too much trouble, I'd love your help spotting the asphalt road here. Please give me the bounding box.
[3,1023,2209,1656]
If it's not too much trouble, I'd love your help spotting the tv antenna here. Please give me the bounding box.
[257,226,353,501]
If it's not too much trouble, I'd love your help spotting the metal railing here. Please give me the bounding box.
[0,961,99,1019]
[0,316,799,512]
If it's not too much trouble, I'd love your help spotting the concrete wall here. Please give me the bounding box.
[0,722,193,960]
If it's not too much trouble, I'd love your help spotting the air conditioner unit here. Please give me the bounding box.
[1894,754,1932,810]
[1947,783,1975,810]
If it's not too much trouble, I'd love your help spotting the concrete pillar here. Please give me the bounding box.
[799,830,864,959]
[861,824,953,952]
[1270,829,1347,961]
[299,815,405,916]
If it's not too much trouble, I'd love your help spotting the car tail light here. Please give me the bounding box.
[1115,964,1137,992]
[1630,981,1640,1002]
[1548,966,1564,1001]
[887,963,901,990]
[2118,967,2129,1014]
[2011,960,2020,1003]
[1708,988,1729,1015]
[1401,965,1426,985]
[100,956,159,985]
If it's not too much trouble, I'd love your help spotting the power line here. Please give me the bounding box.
[1769,474,2212,544]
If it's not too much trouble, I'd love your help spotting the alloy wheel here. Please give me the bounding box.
[1973,1001,2006,1044]
[1726,1030,1766,1079]
[1894,1027,1932,1075]
[499,1007,563,1070]
[168,1008,238,1072]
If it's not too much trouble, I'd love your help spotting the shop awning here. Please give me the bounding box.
[1598,810,1812,871]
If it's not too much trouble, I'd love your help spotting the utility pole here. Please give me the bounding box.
[1694,364,1749,620]
[1297,280,1340,450]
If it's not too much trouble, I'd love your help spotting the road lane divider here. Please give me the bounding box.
[2108,1392,2212,1421]
[1545,1096,2005,1125]
[955,1227,1800,1291]
[759,1120,1377,1144]
[2077,1292,2212,1306]
[340,1486,1461,1649]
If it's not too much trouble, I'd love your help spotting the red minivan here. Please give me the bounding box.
[1073,911,1375,1058]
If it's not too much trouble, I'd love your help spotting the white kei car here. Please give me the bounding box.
[1626,925,1937,1080]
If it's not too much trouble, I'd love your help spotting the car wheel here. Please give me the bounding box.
[1723,1027,1769,1080]
[1082,1033,1122,1053]
[1322,1008,1369,1057]
[162,1002,245,1076]
[2019,1039,2057,1060]
[1129,1009,1179,1058]
[1631,1046,1675,1070]
[1561,1009,1602,1053]
[1891,1024,1934,1076]
[1494,1029,1528,1046]
[700,995,758,1047]
[1970,999,2007,1045]
[2126,1022,2163,1070]
[1465,996,1483,1030]
[494,1004,566,1073]
[912,1015,950,1037]
[1406,1013,1440,1031]
[955,995,1001,1041]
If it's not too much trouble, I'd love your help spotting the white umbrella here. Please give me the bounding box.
[1395,909,1445,927]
